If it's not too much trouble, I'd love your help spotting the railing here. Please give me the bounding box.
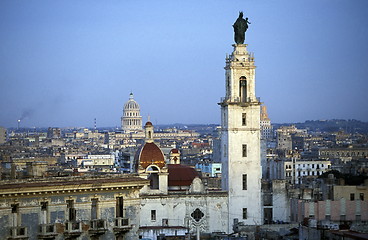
[9,226,28,238]
[65,221,82,233]
[90,219,107,230]
[114,217,130,228]
[39,224,56,235]
[220,97,261,103]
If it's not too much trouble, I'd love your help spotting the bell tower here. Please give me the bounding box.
[219,43,262,229]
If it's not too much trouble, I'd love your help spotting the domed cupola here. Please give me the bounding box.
[134,121,166,172]
[124,93,140,110]
[134,121,168,194]
[121,93,142,133]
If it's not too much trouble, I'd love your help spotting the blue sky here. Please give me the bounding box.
[1,0,368,128]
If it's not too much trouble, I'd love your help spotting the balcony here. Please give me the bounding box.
[38,224,57,239]
[219,97,261,105]
[8,226,28,240]
[64,221,82,238]
[89,219,107,236]
[113,217,131,234]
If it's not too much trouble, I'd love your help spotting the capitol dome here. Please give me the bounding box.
[124,93,140,110]
[121,93,143,132]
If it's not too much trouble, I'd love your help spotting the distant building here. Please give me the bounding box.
[284,159,331,184]
[260,105,272,140]
[47,127,61,139]
[276,125,307,152]
[319,147,368,161]
[0,127,6,144]
[291,181,368,223]
[79,154,116,169]
[121,93,143,133]
[196,161,222,177]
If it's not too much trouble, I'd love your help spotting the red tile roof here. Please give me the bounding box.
[167,164,199,186]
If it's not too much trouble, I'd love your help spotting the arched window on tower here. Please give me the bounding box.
[239,76,247,102]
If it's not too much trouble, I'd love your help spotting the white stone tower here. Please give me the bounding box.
[219,43,262,230]
[121,93,143,132]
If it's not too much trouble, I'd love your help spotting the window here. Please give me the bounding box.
[148,173,159,189]
[239,77,247,102]
[66,200,76,221]
[191,208,204,222]
[350,193,355,201]
[151,210,156,221]
[360,193,364,201]
[242,113,246,126]
[242,144,247,157]
[91,198,98,220]
[41,202,48,211]
[242,174,247,190]
[116,197,124,218]
[162,219,168,226]
[242,208,247,219]
[11,204,19,214]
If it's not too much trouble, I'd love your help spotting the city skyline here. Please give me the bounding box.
[1,0,368,128]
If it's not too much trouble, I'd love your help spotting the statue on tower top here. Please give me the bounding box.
[233,12,251,44]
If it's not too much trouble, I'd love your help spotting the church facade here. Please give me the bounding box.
[135,122,229,239]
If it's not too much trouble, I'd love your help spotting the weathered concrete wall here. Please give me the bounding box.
[139,193,228,240]
[0,189,143,239]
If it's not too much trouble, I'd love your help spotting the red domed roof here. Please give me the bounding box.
[145,121,153,126]
[135,142,165,170]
